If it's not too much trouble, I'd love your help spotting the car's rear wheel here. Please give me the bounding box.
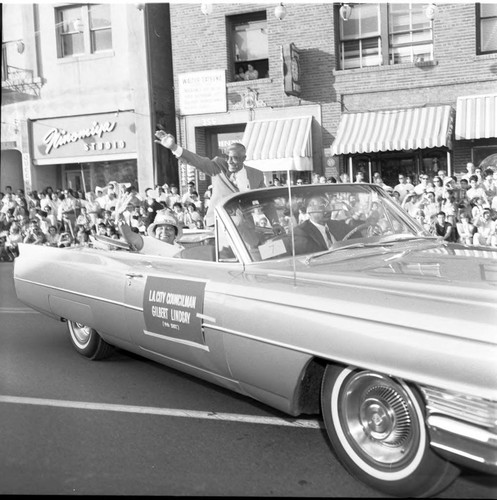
[321,364,459,497]
[67,320,114,360]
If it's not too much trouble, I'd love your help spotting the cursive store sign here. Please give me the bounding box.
[31,112,137,164]
[43,121,118,154]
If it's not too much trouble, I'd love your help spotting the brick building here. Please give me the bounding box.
[168,2,496,194]
[2,2,496,197]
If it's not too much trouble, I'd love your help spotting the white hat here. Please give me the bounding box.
[147,209,183,239]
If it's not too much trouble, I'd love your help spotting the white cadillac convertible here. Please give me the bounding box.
[14,183,497,497]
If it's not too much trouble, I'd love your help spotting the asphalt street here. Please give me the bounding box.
[1,261,496,497]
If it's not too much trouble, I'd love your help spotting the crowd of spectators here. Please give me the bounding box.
[301,162,497,247]
[391,163,497,247]
[1,161,496,261]
[0,180,211,261]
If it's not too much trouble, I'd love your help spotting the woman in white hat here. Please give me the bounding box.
[147,209,183,248]
[114,190,184,257]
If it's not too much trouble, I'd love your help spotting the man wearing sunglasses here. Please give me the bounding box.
[155,129,265,227]
[291,196,368,254]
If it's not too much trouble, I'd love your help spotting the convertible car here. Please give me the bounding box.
[14,183,497,497]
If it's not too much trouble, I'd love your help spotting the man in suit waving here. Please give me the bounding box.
[155,130,265,227]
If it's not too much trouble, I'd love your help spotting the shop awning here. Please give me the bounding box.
[331,105,454,155]
[455,93,497,140]
[243,116,313,171]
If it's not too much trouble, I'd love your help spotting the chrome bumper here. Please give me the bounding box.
[421,385,497,474]
[427,415,497,474]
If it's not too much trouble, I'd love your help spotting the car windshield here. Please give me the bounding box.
[222,184,428,262]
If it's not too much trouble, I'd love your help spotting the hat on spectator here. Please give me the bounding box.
[147,209,183,239]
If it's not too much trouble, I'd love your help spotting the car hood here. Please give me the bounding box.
[257,239,497,289]
[247,239,497,343]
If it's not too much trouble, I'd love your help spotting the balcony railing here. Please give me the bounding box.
[2,44,42,98]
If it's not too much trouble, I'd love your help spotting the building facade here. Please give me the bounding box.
[168,2,496,194]
[2,3,496,198]
[1,3,176,195]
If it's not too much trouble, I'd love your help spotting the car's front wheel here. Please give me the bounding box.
[321,364,459,497]
[67,320,114,360]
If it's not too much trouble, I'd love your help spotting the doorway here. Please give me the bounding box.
[206,124,246,158]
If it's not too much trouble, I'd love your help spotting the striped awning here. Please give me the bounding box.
[455,93,497,140]
[242,116,313,172]
[331,105,454,155]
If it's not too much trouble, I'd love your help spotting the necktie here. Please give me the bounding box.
[230,173,237,188]
[325,226,334,247]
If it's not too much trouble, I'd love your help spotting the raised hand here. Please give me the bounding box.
[113,191,134,222]
[154,129,177,150]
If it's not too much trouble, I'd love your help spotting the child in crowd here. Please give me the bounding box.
[2,169,496,257]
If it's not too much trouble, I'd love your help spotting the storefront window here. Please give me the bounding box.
[347,150,449,187]
[76,159,138,192]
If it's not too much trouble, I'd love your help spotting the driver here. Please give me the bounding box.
[292,196,336,255]
[292,196,367,255]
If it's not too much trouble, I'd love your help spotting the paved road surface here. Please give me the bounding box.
[1,261,496,497]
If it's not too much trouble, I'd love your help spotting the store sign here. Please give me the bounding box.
[31,111,137,163]
[282,43,301,97]
[178,69,227,116]
[43,121,117,154]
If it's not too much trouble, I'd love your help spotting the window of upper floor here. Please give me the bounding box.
[337,3,433,70]
[55,4,112,59]
[228,11,268,83]
[477,3,497,55]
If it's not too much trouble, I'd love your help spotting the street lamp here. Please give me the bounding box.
[201,1,213,16]
[339,4,353,22]
[425,3,438,20]
[274,3,287,21]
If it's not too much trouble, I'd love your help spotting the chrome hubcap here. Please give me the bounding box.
[340,372,418,468]
[71,322,91,346]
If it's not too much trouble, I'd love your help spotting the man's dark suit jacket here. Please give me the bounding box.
[291,219,362,255]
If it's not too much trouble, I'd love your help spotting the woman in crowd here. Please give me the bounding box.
[2,166,495,256]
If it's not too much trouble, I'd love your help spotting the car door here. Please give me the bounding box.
[123,253,238,384]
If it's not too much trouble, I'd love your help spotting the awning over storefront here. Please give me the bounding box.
[243,116,313,171]
[331,105,454,155]
[455,93,497,140]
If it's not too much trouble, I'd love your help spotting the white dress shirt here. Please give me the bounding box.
[230,168,251,192]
